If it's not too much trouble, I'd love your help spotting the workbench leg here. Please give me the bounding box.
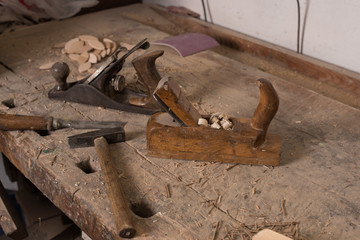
[2,153,19,183]
[0,180,28,239]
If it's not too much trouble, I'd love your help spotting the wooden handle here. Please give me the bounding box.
[51,62,70,91]
[0,113,53,131]
[132,50,164,93]
[251,79,279,147]
[129,50,164,107]
[94,137,136,239]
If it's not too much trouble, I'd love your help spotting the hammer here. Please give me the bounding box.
[69,128,136,238]
[94,137,136,238]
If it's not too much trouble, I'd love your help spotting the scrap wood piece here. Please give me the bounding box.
[252,229,293,240]
[153,33,219,57]
[222,222,300,240]
[0,181,28,239]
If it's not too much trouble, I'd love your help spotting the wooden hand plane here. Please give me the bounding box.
[48,39,164,115]
[146,77,281,166]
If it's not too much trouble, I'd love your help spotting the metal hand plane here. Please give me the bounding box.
[48,39,164,115]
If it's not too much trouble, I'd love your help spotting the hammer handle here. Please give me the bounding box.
[0,113,52,131]
[94,137,136,238]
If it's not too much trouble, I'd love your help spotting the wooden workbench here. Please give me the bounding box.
[0,4,359,240]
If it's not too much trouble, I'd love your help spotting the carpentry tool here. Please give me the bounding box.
[94,137,136,239]
[48,38,165,114]
[0,113,125,131]
[68,127,125,148]
[146,77,281,166]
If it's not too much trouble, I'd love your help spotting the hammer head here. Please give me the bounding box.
[68,127,125,148]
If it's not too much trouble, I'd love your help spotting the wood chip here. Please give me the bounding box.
[67,40,85,54]
[165,184,171,198]
[103,38,114,49]
[78,62,91,73]
[212,221,221,240]
[110,44,117,55]
[103,38,114,44]
[251,187,256,197]
[39,62,55,70]
[77,55,88,64]
[64,37,80,53]
[281,198,287,217]
[76,43,93,53]
[87,39,105,50]
[68,52,88,64]
[78,35,99,42]
[92,50,101,61]
[217,195,222,204]
[88,53,98,64]
[80,52,89,61]
[69,53,81,61]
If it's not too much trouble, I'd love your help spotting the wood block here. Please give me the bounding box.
[252,229,293,240]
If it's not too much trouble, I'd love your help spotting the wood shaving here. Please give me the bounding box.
[59,35,118,77]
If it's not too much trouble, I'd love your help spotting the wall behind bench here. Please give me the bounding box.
[144,0,360,74]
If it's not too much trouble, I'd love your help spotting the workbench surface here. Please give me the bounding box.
[0,4,359,240]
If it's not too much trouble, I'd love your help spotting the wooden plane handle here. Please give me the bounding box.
[130,50,164,107]
[251,78,279,147]
[132,50,164,93]
[94,137,136,239]
[0,113,53,131]
[51,62,70,91]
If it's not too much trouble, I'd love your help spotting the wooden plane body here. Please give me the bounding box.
[146,112,281,166]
